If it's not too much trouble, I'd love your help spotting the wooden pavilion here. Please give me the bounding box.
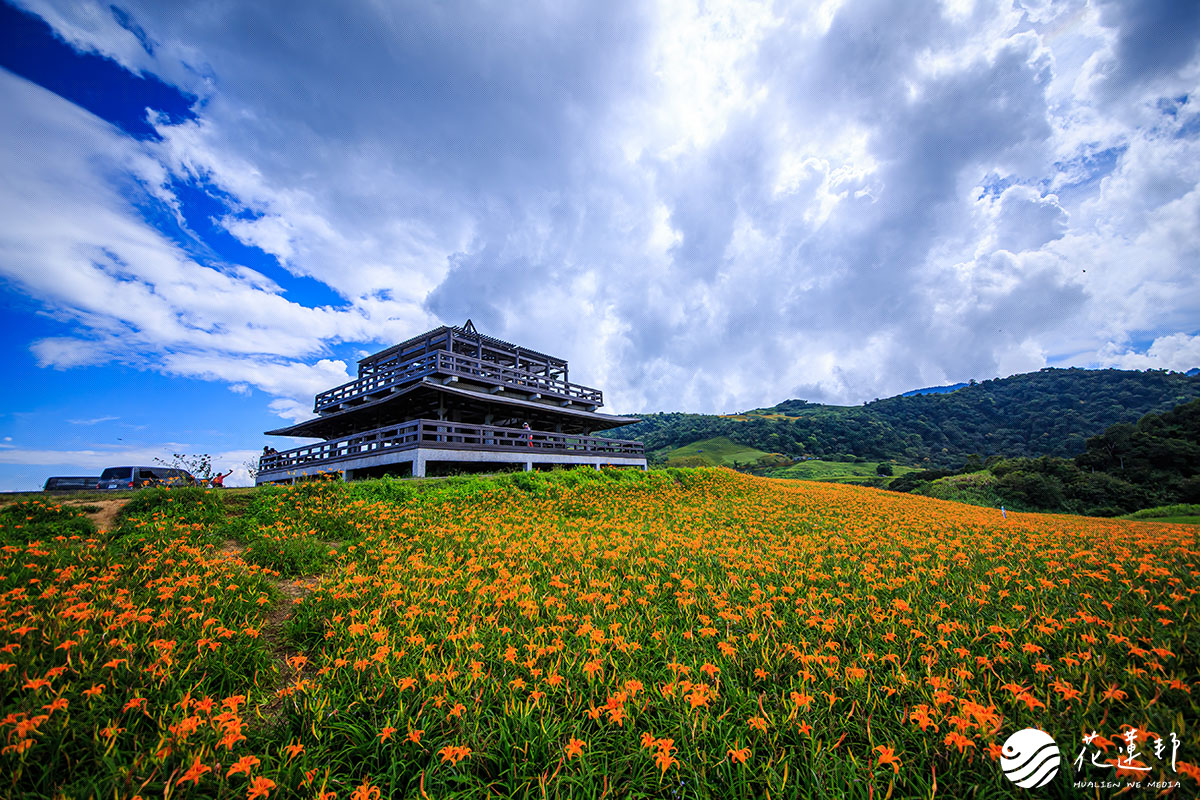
[255,320,646,483]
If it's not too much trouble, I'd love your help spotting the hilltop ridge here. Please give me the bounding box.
[608,367,1199,468]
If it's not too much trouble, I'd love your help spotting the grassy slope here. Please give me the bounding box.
[657,436,776,467]
[1145,515,1200,524]
[1120,503,1200,525]
[759,459,919,483]
[2,469,1197,799]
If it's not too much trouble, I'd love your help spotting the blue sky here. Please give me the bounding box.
[1,0,1198,490]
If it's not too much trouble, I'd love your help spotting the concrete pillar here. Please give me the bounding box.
[524,462,533,472]
[413,454,427,478]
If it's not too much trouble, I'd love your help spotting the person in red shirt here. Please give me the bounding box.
[210,469,233,488]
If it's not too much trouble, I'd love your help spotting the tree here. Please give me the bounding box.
[156,453,213,481]
[876,462,893,476]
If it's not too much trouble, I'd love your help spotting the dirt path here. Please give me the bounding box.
[218,539,317,633]
[218,539,319,718]
[63,498,129,531]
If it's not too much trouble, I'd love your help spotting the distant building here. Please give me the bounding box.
[256,320,646,483]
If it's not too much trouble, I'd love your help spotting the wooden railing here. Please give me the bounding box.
[313,351,603,413]
[314,359,439,409]
[259,419,643,474]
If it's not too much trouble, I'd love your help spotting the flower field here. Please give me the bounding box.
[1,468,1197,798]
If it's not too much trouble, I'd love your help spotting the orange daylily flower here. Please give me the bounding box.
[226,755,260,778]
[564,738,586,759]
[875,745,901,773]
[247,776,276,799]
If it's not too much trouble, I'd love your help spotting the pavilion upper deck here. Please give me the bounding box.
[358,321,568,381]
[315,320,606,415]
[313,348,604,414]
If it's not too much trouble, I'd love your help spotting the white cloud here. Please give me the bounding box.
[1,0,1198,422]
[1096,333,1200,372]
[0,70,371,412]
[267,398,318,426]
[159,353,349,402]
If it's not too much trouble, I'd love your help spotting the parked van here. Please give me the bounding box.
[43,476,100,491]
[96,466,196,490]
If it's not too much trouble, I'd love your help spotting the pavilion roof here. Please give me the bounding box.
[359,320,565,367]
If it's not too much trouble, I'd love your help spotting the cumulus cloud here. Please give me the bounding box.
[1097,333,1200,372]
[1088,0,1200,101]
[991,186,1069,253]
[0,69,365,410]
[2,0,1198,423]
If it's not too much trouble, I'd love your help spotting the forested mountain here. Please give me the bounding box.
[892,398,1200,516]
[607,368,1200,468]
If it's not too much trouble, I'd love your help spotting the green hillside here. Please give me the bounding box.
[658,436,788,468]
[759,458,920,485]
[893,399,1200,516]
[1121,504,1200,525]
[608,367,1199,469]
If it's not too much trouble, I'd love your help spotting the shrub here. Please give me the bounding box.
[888,469,954,493]
[913,472,1004,508]
[996,470,1065,511]
[118,486,223,524]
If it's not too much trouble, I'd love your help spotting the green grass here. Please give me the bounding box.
[657,436,785,468]
[1122,503,1200,520]
[759,459,918,484]
[0,499,97,544]
[0,489,138,504]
